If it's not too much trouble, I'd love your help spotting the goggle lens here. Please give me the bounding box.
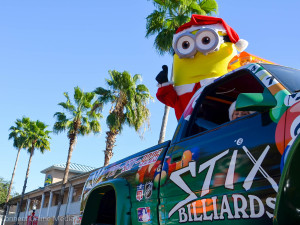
[173,28,228,58]
[175,34,196,57]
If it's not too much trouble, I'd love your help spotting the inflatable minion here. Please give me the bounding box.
[156,15,248,120]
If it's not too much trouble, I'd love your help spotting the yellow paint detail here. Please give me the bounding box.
[258,72,269,81]
[173,42,237,86]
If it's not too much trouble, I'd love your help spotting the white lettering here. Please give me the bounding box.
[169,162,197,217]
[249,195,264,218]
[243,146,278,192]
[178,207,188,223]
[192,202,202,221]
[168,144,279,222]
[232,194,249,219]
[225,150,238,189]
[202,199,213,221]
[266,197,276,218]
[186,204,193,222]
[220,195,234,219]
[212,196,219,220]
[199,150,229,197]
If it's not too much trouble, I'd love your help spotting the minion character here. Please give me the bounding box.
[156,15,248,120]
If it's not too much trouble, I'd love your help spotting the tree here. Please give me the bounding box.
[0,178,10,205]
[0,178,18,222]
[1,118,28,225]
[94,70,152,166]
[146,0,218,143]
[14,118,51,225]
[53,87,102,225]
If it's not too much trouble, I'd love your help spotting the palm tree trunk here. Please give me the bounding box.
[1,148,21,225]
[15,148,34,225]
[158,105,170,144]
[158,64,173,144]
[104,130,118,166]
[54,136,76,225]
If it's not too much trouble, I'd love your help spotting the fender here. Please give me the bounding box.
[81,179,131,225]
[274,134,300,225]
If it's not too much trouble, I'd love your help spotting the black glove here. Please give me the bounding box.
[155,65,168,84]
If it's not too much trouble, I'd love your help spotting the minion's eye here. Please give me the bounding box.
[182,41,190,49]
[175,35,196,57]
[195,28,219,54]
[202,36,211,45]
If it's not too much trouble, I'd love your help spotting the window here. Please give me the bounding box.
[186,70,265,137]
[262,64,300,93]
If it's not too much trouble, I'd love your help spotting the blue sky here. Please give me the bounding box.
[1,0,300,194]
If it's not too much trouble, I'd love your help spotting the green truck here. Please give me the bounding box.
[79,63,300,225]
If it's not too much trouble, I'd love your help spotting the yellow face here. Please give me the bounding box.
[173,42,237,86]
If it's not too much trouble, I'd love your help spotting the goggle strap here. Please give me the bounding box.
[222,35,231,43]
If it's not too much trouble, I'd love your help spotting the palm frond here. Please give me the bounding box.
[85,92,95,103]
[53,112,67,122]
[133,74,142,84]
[154,28,175,55]
[10,118,51,155]
[53,121,67,134]
[91,100,104,113]
[90,120,101,134]
[54,86,102,139]
[199,0,218,15]
[146,10,166,37]
[74,86,84,105]
[94,87,110,95]
[106,113,120,132]
[136,84,150,94]
[79,117,90,135]
[58,102,75,112]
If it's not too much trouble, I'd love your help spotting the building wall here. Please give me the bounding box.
[5,168,94,225]
[44,169,80,185]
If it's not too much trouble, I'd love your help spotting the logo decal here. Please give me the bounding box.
[137,207,151,222]
[136,184,144,201]
[144,181,153,199]
[168,145,278,222]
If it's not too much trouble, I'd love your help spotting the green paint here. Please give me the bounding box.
[236,89,277,112]
[270,90,290,122]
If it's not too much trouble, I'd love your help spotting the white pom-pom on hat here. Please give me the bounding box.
[235,39,248,52]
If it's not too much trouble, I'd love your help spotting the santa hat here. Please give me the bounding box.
[175,15,248,52]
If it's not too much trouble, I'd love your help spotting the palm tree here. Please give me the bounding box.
[14,118,51,225]
[1,119,28,225]
[94,70,152,166]
[53,87,102,225]
[146,0,218,143]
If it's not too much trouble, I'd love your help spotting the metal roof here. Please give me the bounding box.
[41,163,96,174]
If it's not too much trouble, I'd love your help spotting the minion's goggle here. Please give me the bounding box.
[173,28,231,58]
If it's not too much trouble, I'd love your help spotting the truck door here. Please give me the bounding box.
[159,68,287,224]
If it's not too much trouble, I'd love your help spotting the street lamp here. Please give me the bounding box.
[32,204,36,212]
[30,200,39,225]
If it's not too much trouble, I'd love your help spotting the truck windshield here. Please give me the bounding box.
[262,64,300,93]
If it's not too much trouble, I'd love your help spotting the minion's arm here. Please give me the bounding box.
[156,65,169,84]
[156,83,178,108]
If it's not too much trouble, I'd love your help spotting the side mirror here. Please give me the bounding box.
[236,89,277,112]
